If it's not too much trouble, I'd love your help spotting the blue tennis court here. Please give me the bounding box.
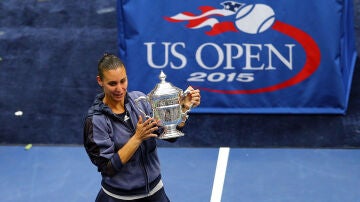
[1,145,359,202]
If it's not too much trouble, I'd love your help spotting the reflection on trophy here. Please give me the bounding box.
[134,71,192,139]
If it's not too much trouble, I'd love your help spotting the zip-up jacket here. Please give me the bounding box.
[83,91,165,196]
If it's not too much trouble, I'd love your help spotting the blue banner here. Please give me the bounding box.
[117,0,357,114]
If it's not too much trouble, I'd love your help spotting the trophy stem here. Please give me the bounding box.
[159,125,185,139]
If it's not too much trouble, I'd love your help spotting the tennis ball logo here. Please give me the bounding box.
[235,4,275,34]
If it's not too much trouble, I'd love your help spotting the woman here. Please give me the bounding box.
[83,53,201,201]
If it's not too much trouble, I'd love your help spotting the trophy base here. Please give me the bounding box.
[158,125,184,139]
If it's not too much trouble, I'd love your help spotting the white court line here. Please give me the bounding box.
[210,147,230,202]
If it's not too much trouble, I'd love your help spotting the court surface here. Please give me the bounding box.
[1,145,360,202]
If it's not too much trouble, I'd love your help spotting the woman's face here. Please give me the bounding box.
[97,67,128,103]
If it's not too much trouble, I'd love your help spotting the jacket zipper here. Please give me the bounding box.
[139,144,150,193]
[118,109,150,194]
[125,102,150,194]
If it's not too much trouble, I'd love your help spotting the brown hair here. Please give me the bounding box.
[97,53,125,80]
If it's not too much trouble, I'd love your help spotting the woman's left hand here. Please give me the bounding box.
[182,86,201,111]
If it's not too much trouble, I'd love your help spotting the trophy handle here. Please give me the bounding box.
[180,89,193,118]
[134,96,152,119]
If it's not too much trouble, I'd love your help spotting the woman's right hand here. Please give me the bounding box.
[133,116,160,141]
[118,116,160,164]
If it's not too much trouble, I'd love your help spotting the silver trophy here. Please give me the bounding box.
[134,71,192,139]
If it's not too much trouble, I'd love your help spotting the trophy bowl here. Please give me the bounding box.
[135,71,191,139]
